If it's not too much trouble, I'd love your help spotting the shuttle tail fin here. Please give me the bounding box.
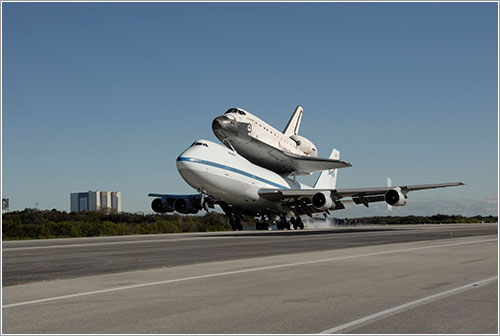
[283,105,303,137]
[314,149,340,189]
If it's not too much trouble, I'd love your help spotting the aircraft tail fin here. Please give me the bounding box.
[314,149,340,189]
[283,105,303,137]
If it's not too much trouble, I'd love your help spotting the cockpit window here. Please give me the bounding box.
[225,108,246,115]
[193,142,209,147]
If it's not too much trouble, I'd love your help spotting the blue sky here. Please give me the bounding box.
[2,2,498,216]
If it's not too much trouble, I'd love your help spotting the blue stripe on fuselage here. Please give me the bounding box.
[177,156,289,189]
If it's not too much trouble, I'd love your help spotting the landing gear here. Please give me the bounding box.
[229,216,243,231]
[255,221,268,231]
[253,215,304,231]
[277,216,291,230]
[290,216,304,230]
[255,215,270,231]
[296,216,304,230]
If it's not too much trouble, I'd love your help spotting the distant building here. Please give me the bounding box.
[2,198,9,214]
[70,191,121,213]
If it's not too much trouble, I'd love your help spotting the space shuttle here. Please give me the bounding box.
[212,106,351,176]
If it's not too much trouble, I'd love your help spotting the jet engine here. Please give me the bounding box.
[290,135,318,157]
[174,197,201,214]
[151,198,174,213]
[312,191,334,211]
[385,188,407,206]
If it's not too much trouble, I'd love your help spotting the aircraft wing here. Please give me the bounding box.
[258,182,464,215]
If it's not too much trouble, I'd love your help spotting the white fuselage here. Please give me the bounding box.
[176,140,310,215]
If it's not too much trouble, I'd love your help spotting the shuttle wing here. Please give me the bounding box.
[228,137,351,175]
[282,151,352,175]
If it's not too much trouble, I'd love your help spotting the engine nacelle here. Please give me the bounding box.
[312,191,334,211]
[290,135,318,157]
[151,198,174,213]
[174,197,201,214]
[385,188,407,206]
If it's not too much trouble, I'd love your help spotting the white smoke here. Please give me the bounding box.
[304,217,339,229]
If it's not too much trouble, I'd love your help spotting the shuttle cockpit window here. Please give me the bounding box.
[225,108,246,116]
[193,142,209,147]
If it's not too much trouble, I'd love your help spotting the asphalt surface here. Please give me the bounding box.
[2,223,497,286]
[2,223,498,334]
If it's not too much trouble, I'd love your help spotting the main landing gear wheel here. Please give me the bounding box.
[255,221,269,231]
[277,217,291,230]
[290,217,304,230]
[256,215,270,231]
[297,216,304,230]
[229,216,243,231]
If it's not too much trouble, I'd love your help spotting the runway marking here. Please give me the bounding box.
[2,237,496,309]
[319,276,498,334]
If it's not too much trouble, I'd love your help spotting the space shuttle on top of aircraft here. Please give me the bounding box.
[212,106,351,176]
[149,104,464,231]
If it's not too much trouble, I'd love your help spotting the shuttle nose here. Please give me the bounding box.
[212,115,232,130]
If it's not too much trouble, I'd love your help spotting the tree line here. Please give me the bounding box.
[1,209,497,240]
[1,208,232,240]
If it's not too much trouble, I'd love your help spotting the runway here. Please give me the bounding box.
[2,223,498,333]
[3,223,497,286]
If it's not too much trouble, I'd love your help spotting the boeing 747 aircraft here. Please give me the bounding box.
[149,140,463,231]
[212,106,351,175]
